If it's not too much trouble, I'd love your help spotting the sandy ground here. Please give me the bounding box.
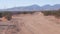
[11,12,60,34]
[0,12,60,34]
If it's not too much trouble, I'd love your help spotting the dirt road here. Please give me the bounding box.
[12,12,60,34]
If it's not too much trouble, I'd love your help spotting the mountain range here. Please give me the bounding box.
[1,4,60,11]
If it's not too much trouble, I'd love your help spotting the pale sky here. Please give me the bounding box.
[0,0,60,9]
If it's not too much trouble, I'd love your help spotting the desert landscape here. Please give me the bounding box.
[0,12,60,34]
[0,0,60,34]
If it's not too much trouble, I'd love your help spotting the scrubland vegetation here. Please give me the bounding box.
[16,11,35,14]
[0,11,35,20]
[41,10,60,18]
[0,10,60,21]
[0,11,12,20]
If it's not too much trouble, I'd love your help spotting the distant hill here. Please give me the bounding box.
[0,4,60,11]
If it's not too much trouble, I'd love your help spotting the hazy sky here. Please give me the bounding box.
[0,0,60,9]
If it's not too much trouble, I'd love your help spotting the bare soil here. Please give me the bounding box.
[0,12,60,34]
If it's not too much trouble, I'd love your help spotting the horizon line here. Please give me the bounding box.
[0,4,60,9]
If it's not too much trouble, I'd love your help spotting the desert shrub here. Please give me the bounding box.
[23,12,28,14]
[16,12,23,14]
[54,11,60,18]
[2,11,12,20]
[14,11,35,15]
[29,12,35,14]
[0,12,3,18]
[41,11,53,16]
[41,10,60,18]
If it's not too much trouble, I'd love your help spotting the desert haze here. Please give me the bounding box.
[0,12,60,34]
